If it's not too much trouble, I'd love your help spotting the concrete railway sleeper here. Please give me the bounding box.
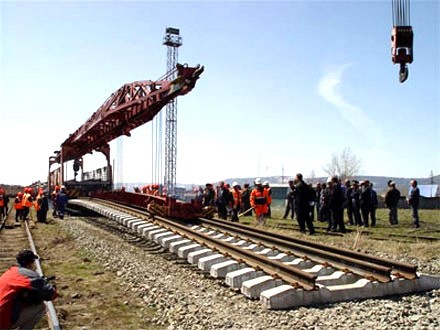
[69,198,440,309]
[197,217,418,280]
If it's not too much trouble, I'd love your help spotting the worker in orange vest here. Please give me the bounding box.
[35,188,49,223]
[14,192,24,222]
[263,181,273,219]
[231,182,242,222]
[21,188,34,220]
[0,187,7,221]
[250,178,270,226]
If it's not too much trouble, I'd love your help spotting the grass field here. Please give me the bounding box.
[238,207,440,265]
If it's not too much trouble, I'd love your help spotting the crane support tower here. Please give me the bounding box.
[163,27,182,196]
[49,63,204,196]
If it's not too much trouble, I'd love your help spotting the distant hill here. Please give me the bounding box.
[66,174,440,197]
[219,174,440,195]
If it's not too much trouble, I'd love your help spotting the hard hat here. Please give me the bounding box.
[55,185,60,191]
[232,182,239,187]
[263,181,269,186]
[17,191,23,196]
[326,176,332,183]
[61,185,66,190]
[255,178,262,185]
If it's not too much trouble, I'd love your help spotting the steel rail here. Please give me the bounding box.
[195,218,392,282]
[198,218,418,280]
[23,220,62,330]
[92,199,317,291]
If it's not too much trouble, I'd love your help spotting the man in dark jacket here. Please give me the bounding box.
[359,180,372,227]
[0,250,57,329]
[56,186,69,220]
[293,174,315,235]
[370,183,378,226]
[408,180,420,228]
[328,176,346,233]
[350,181,363,226]
[344,180,354,225]
[241,183,252,216]
[282,180,295,220]
[202,183,216,207]
[385,181,401,225]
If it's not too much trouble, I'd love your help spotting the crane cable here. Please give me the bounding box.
[393,0,410,26]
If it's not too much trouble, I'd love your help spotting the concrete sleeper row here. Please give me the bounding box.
[68,199,440,310]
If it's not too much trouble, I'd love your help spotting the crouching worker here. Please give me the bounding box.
[0,250,57,329]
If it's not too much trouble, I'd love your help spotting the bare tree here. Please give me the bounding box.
[323,147,362,181]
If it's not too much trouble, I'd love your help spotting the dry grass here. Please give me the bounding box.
[239,207,440,264]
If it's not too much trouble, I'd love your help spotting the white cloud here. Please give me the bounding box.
[318,64,383,149]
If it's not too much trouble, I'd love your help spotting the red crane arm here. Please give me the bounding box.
[57,64,204,163]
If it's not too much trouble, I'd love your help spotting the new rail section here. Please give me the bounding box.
[69,197,440,309]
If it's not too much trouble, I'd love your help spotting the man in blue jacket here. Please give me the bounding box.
[56,186,69,219]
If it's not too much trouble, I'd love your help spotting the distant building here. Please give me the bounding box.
[410,185,439,198]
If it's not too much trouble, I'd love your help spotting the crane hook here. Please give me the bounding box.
[399,63,409,83]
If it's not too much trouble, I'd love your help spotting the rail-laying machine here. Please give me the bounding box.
[49,63,215,219]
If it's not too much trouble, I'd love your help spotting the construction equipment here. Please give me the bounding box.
[49,64,204,196]
[391,0,413,83]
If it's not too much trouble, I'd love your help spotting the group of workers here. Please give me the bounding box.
[197,179,272,225]
[194,174,422,234]
[0,185,69,224]
[133,184,161,195]
[287,177,421,232]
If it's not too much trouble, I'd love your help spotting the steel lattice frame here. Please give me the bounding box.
[163,28,182,196]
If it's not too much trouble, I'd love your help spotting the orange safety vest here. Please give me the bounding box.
[232,189,242,207]
[0,195,4,207]
[34,195,42,211]
[250,187,269,216]
[14,197,23,210]
[264,187,273,205]
[22,193,33,208]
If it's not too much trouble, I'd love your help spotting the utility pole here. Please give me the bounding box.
[281,164,285,184]
[163,27,182,196]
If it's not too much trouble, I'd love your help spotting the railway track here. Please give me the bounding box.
[69,198,440,309]
[0,210,61,330]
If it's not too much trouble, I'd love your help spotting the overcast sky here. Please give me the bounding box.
[1,0,439,186]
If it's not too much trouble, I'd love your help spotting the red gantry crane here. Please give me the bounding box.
[49,64,204,194]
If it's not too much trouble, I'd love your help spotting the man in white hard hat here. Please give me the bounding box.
[250,178,270,226]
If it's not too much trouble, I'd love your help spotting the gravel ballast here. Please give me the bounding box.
[59,218,440,330]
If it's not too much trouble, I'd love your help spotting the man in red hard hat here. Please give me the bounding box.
[14,192,24,222]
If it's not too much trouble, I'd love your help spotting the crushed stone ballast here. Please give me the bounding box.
[69,199,440,310]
